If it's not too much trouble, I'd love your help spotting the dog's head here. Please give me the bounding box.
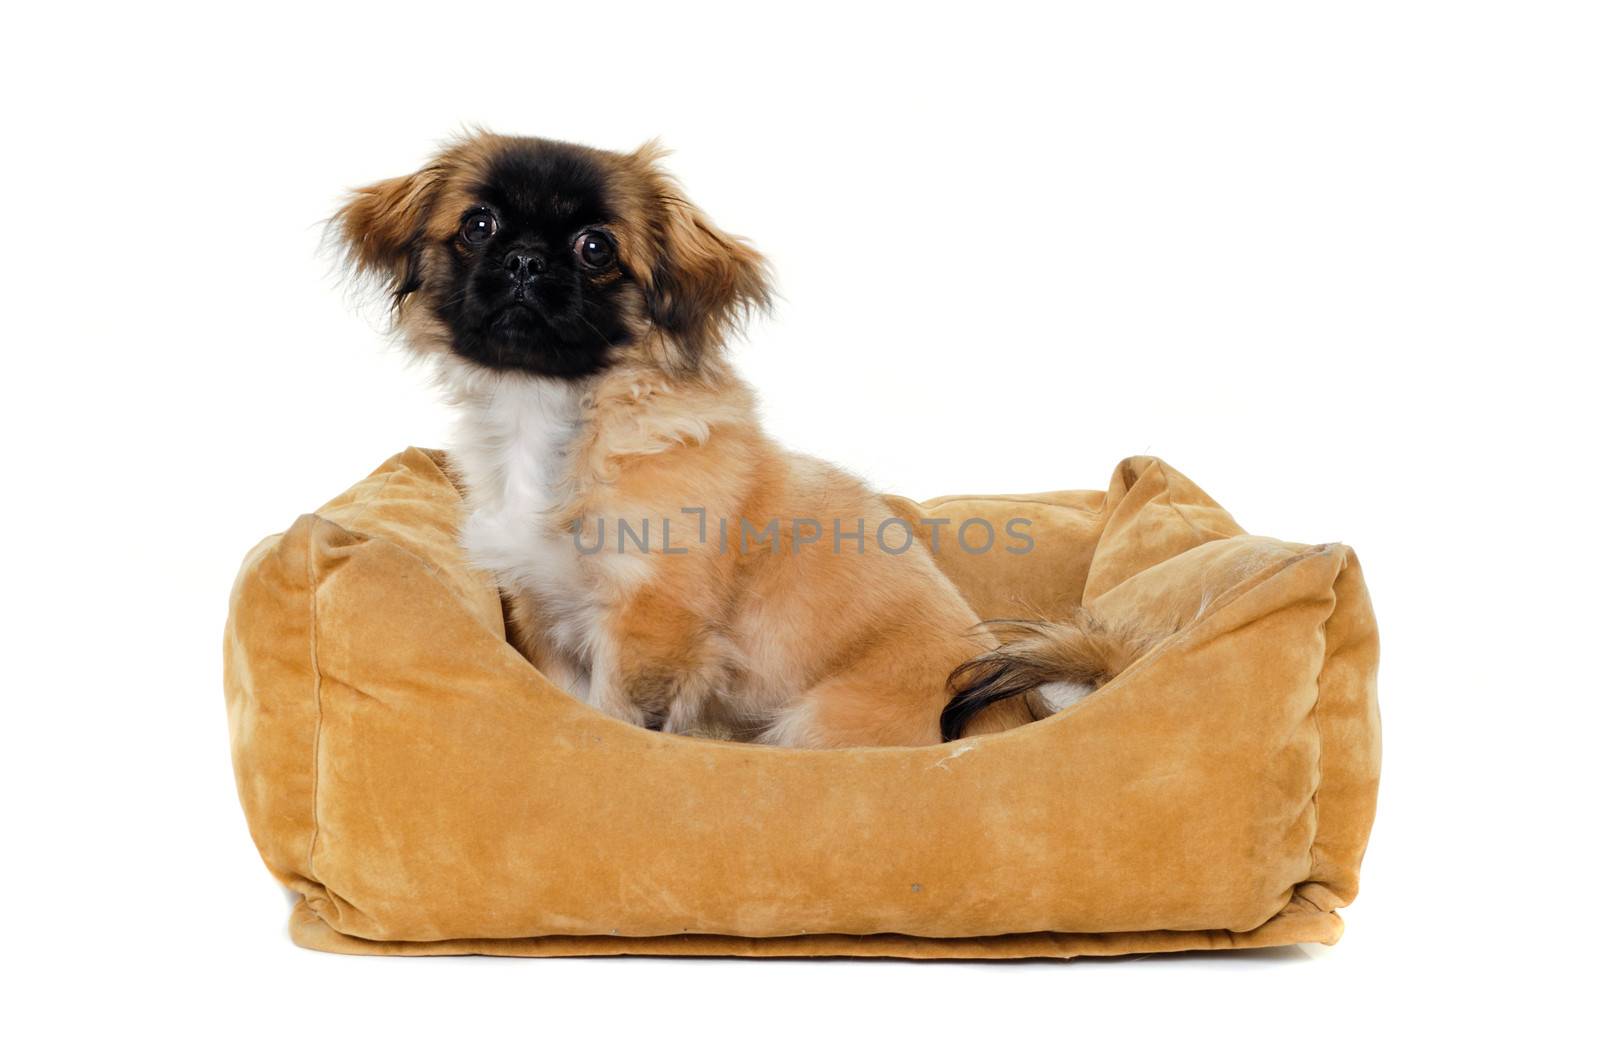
[334,132,771,378]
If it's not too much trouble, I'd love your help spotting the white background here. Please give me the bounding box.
[5,1,1595,1058]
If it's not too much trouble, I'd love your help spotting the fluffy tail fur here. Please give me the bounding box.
[940,610,1166,741]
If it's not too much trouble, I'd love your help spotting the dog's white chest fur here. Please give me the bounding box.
[451,375,594,655]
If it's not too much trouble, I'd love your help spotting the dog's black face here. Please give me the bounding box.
[337,133,773,378]
[430,143,637,378]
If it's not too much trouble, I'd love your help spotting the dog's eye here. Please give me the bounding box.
[461,211,497,246]
[574,230,616,270]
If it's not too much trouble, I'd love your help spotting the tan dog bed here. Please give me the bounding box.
[224,448,1380,958]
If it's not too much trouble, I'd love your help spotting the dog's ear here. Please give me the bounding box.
[332,166,442,304]
[633,144,773,361]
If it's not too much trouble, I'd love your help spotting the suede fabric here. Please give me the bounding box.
[224,449,1380,958]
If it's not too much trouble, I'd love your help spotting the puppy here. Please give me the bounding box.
[334,132,1141,746]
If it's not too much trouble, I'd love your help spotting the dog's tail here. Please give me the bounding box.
[939,610,1167,741]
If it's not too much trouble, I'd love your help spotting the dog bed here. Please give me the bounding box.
[224,448,1380,958]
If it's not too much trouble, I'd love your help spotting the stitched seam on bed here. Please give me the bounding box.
[304,522,324,882]
[1306,618,1330,898]
[918,495,1098,512]
[351,467,402,525]
[1156,460,1208,541]
[306,466,403,883]
[1300,548,1344,911]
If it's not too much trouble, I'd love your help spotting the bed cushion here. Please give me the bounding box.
[224,448,1380,958]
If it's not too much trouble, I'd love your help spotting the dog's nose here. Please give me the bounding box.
[504,250,547,279]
